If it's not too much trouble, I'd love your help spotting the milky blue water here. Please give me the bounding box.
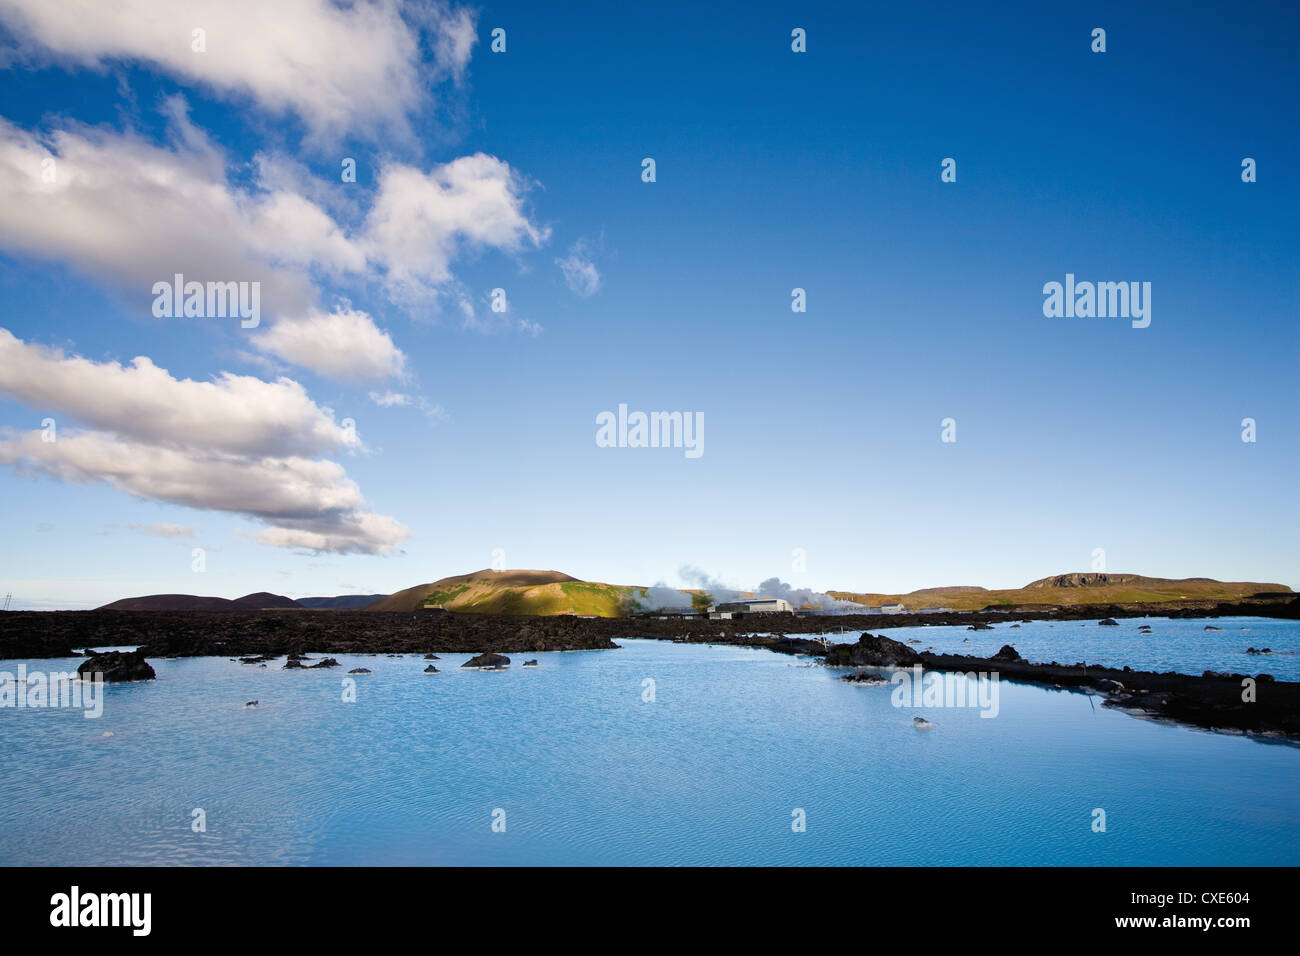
[1,629,1297,866]
[844,615,1300,681]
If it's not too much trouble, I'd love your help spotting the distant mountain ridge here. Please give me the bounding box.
[828,572,1292,612]
[99,592,387,611]
[97,571,1292,616]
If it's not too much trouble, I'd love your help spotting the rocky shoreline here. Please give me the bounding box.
[823,633,1300,742]
[2,595,1296,661]
[3,606,1297,741]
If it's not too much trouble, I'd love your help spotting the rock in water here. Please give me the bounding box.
[347,667,371,674]
[522,660,539,668]
[1099,619,1119,626]
[461,652,510,670]
[913,717,935,729]
[823,634,919,667]
[843,672,888,686]
[992,644,1022,662]
[76,650,155,683]
[245,700,258,708]
[424,664,439,673]
[424,653,440,660]
[1205,625,1222,631]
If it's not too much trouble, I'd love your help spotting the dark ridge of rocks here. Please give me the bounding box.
[823,634,919,667]
[1099,618,1119,626]
[462,652,510,670]
[817,631,1300,741]
[76,650,155,682]
[834,644,1300,741]
[967,622,995,631]
[0,609,624,660]
[347,668,371,674]
[4,593,1299,662]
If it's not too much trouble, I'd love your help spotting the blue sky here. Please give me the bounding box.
[0,0,1296,609]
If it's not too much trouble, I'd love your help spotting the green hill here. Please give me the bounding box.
[364,569,646,616]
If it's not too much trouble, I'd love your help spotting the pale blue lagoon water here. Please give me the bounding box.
[1,630,1297,866]
[855,615,1300,681]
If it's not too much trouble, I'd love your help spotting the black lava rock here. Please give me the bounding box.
[823,633,920,667]
[461,652,510,669]
[76,650,155,682]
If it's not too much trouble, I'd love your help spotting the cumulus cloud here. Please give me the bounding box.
[0,0,476,140]
[254,308,405,383]
[0,113,548,374]
[0,328,358,457]
[556,239,600,296]
[363,154,549,305]
[0,329,407,555]
[0,112,351,322]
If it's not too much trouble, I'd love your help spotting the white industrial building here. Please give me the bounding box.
[713,598,794,615]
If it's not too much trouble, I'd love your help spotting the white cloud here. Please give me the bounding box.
[369,390,410,408]
[247,512,411,555]
[255,308,405,383]
[556,240,600,296]
[368,390,447,423]
[0,329,406,555]
[0,0,476,140]
[0,112,353,321]
[0,113,548,374]
[0,327,358,457]
[363,154,549,305]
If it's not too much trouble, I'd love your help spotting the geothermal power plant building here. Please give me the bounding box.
[713,598,794,615]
